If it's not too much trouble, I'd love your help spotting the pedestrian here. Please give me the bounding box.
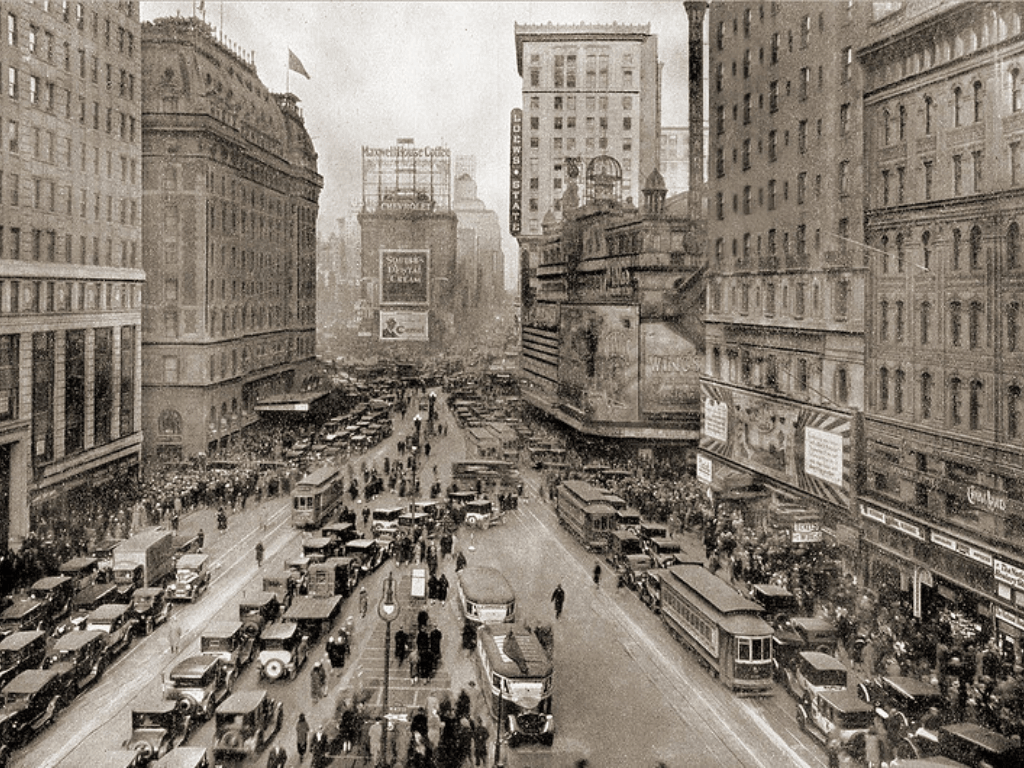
[266,744,287,768]
[551,583,565,618]
[310,724,329,768]
[472,715,489,766]
[395,627,409,664]
[295,712,310,759]
[455,550,467,572]
[310,661,326,703]
[168,617,182,654]
[255,540,264,568]
[358,586,368,618]
[429,626,443,678]
[462,619,477,652]
[593,562,602,588]
[196,528,205,549]
[409,646,420,684]
[336,628,349,667]
[437,573,449,605]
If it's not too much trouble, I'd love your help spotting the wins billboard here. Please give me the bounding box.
[380,249,429,305]
[700,380,854,507]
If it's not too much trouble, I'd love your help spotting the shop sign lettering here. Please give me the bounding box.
[859,503,886,524]
[994,606,1024,632]
[696,454,712,485]
[703,398,728,442]
[995,559,1024,590]
[930,531,993,566]
[966,485,1008,514]
[792,521,822,544]
[889,518,923,540]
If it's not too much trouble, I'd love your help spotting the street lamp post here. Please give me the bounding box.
[378,571,400,767]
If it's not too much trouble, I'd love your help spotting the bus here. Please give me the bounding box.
[476,623,554,747]
[659,564,774,695]
[451,460,521,497]
[456,566,516,625]
[555,479,620,552]
[291,465,345,528]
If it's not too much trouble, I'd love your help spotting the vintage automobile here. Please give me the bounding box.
[166,554,211,603]
[199,621,254,673]
[27,575,75,623]
[54,580,122,637]
[645,537,686,569]
[637,569,665,613]
[124,698,193,764]
[0,669,67,752]
[86,602,138,657]
[162,654,234,720]
[256,622,308,682]
[785,650,849,702]
[307,556,360,599]
[58,556,102,593]
[261,570,296,609]
[0,599,49,640]
[238,593,281,639]
[150,747,211,768]
[301,537,337,564]
[619,553,655,590]
[344,539,386,575]
[131,587,174,635]
[857,675,945,739]
[283,595,342,642]
[43,628,108,692]
[0,631,47,691]
[931,722,1024,767]
[212,690,283,762]
[797,688,875,747]
[284,556,311,596]
[463,499,504,529]
[321,521,358,549]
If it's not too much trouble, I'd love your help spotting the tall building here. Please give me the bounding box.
[453,162,506,324]
[513,23,660,237]
[858,2,1024,641]
[0,1,143,549]
[141,16,322,461]
[701,3,872,553]
[659,126,691,195]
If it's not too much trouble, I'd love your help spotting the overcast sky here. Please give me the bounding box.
[141,2,693,287]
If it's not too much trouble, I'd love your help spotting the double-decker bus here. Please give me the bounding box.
[291,465,345,528]
[555,479,622,552]
[660,564,774,694]
[476,623,554,747]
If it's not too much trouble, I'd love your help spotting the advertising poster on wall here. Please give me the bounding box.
[699,380,853,507]
[558,304,639,422]
[640,321,701,417]
[380,249,429,305]
[379,310,429,342]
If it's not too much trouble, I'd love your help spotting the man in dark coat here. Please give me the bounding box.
[551,583,565,619]
[429,626,443,678]
[395,627,409,663]
[295,713,310,759]
[437,573,449,605]
[266,745,287,768]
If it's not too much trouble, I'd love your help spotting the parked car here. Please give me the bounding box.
[211,690,283,763]
[199,621,254,674]
[797,688,875,747]
[619,554,655,590]
[131,588,173,635]
[85,603,138,657]
[637,569,665,613]
[58,556,102,593]
[54,580,122,637]
[0,631,47,691]
[0,599,49,640]
[43,629,108,693]
[0,669,67,752]
[150,747,210,768]
[857,675,945,739]
[783,650,848,701]
[162,655,234,720]
[26,576,75,624]
[166,555,210,603]
[256,622,308,681]
[124,698,193,764]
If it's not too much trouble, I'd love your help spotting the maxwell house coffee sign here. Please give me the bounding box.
[380,249,429,305]
[510,109,522,235]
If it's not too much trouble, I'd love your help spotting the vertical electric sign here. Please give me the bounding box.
[509,108,522,235]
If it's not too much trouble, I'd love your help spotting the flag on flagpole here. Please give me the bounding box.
[288,49,310,79]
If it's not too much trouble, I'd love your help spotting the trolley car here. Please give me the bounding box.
[660,564,774,694]
[291,465,345,528]
[555,480,619,552]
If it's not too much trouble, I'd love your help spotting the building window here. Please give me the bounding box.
[834,280,849,320]
[920,301,931,345]
[950,377,962,425]
[969,301,983,349]
[954,86,963,126]
[970,225,982,269]
[842,47,852,83]
[880,300,889,341]
[969,380,983,430]
[882,170,890,206]
[922,230,932,270]
[879,367,889,409]
[767,179,776,210]
[896,233,905,273]
[952,228,962,270]
[953,154,963,195]
[894,370,905,414]
[920,373,932,420]
[1008,303,1019,353]
[973,150,983,192]
[895,301,905,342]
[798,120,807,153]
[799,67,809,100]
[973,80,983,122]
[950,301,962,346]
[838,160,849,196]
[836,368,849,404]
[897,166,905,203]
[1009,385,1022,439]
[924,95,933,133]
[923,160,933,200]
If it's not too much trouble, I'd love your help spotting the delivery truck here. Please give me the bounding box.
[112,528,175,600]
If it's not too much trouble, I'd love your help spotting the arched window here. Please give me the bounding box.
[950,377,963,425]
[922,230,932,270]
[896,301,905,341]
[1008,222,1020,269]
[881,234,890,273]
[954,86,963,125]
[879,367,890,409]
[1010,385,1022,438]
[1008,303,1020,353]
[896,233,906,273]
[1012,68,1023,112]
[969,301,983,349]
[970,225,983,269]
[921,373,933,419]
[899,104,907,140]
[883,108,891,144]
[924,95,934,133]
[921,301,931,345]
[894,369,905,414]
[974,80,984,122]
[880,300,890,341]
[952,228,962,270]
[950,301,963,346]
[158,410,182,435]
[970,379,983,430]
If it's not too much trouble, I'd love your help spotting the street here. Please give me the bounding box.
[11,398,828,768]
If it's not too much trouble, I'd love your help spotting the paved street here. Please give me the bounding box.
[11,394,830,768]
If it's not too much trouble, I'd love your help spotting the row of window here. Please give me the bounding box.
[0,278,139,314]
[709,276,851,323]
[875,223,1021,274]
[1,223,138,266]
[1,176,137,226]
[528,94,634,113]
[877,299,1019,351]
[715,5,854,52]
[710,345,853,405]
[4,121,138,178]
[4,71,138,140]
[529,114,633,133]
[525,51,636,91]
[6,4,137,47]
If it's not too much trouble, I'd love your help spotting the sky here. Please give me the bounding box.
[141,2,694,288]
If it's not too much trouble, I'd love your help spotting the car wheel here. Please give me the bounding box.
[146,617,154,635]
[796,708,806,733]
[132,741,154,761]
[264,659,284,680]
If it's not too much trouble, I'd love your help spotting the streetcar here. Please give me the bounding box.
[555,479,619,552]
[291,465,345,528]
[660,564,774,694]
[456,566,516,625]
[451,460,521,496]
[476,623,554,747]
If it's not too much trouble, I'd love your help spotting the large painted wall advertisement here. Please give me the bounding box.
[558,304,639,422]
[379,310,429,342]
[380,249,429,305]
[700,381,853,507]
[640,321,701,418]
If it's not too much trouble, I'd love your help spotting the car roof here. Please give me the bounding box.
[238,592,278,608]
[169,654,222,677]
[1,599,43,619]
[132,697,179,716]
[134,587,166,598]
[31,575,73,590]
[59,557,99,573]
[3,668,59,693]
[53,629,107,651]
[883,675,942,698]
[0,630,46,650]
[799,651,847,671]
[87,602,132,620]
[202,620,244,639]
[151,747,210,768]
[260,622,299,640]
[176,554,208,569]
[217,689,267,714]
[818,689,876,712]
